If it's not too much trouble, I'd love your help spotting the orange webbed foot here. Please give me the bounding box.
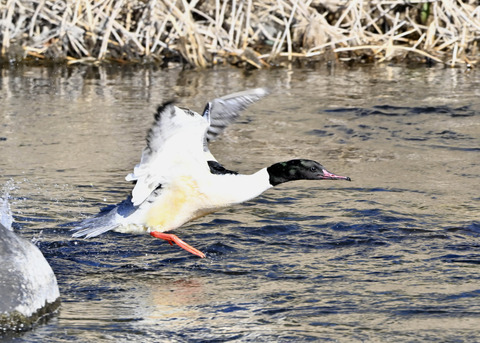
[150,231,206,258]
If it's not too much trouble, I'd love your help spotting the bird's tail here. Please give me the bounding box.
[72,198,136,238]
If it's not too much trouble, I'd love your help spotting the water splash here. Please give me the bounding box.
[1,180,14,230]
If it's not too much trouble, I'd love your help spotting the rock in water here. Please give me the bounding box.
[0,223,60,331]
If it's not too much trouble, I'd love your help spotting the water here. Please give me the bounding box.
[1,64,479,342]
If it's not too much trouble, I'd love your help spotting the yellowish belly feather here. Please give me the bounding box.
[145,176,210,232]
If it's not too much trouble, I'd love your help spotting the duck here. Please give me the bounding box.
[72,88,351,258]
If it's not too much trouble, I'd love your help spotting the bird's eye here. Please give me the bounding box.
[310,166,316,172]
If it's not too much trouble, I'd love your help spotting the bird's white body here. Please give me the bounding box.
[115,168,272,235]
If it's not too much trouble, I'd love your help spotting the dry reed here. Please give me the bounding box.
[0,0,479,68]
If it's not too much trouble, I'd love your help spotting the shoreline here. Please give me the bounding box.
[0,1,479,68]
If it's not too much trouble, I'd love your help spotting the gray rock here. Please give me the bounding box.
[0,223,60,331]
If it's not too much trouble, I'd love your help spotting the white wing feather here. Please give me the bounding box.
[127,103,209,206]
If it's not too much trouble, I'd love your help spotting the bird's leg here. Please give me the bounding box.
[150,231,206,258]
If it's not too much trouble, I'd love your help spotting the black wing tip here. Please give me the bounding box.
[154,100,176,120]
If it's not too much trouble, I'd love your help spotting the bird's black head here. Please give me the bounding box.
[267,159,351,186]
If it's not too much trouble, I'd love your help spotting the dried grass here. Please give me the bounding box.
[0,0,479,68]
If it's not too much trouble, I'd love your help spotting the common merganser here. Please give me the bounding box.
[73,88,351,258]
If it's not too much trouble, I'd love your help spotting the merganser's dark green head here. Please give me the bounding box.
[267,159,351,186]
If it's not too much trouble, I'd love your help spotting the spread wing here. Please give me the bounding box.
[126,102,209,206]
[204,88,269,142]
[126,88,269,207]
[202,88,269,160]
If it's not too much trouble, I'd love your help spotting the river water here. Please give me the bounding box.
[1,63,479,342]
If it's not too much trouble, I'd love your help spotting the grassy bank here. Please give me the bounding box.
[1,1,479,68]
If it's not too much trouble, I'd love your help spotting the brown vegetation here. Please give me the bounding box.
[0,0,479,68]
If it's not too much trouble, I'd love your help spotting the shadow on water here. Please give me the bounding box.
[1,64,480,342]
